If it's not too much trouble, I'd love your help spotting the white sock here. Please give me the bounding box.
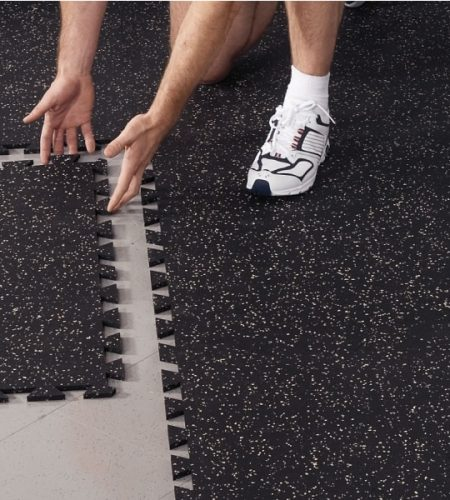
[283,65,330,111]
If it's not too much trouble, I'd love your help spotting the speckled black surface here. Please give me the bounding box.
[0,1,168,148]
[0,156,122,401]
[1,0,449,496]
[150,2,449,498]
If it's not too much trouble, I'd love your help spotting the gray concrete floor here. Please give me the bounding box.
[0,150,191,500]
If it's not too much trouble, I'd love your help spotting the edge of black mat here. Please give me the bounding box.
[140,172,193,496]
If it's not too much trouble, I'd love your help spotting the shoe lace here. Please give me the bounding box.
[269,101,335,159]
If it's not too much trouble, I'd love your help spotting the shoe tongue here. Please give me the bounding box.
[292,109,314,128]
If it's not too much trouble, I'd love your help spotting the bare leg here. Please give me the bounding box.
[246,2,344,197]
[285,1,344,76]
[170,1,277,83]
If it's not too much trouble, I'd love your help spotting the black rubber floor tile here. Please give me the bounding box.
[149,3,449,498]
[0,156,122,401]
[2,0,448,497]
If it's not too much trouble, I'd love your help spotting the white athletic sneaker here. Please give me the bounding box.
[246,101,334,196]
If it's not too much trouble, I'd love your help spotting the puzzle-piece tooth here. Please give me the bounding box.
[84,382,116,399]
[174,486,194,500]
[96,198,110,215]
[2,142,28,149]
[81,160,107,175]
[103,308,121,328]
[146,229,163,246]
[144,208,160,226]
[105,333,122,354]
[23,143,40,154]
[92,158,108,175]
[141,187,158,204]
[0,390,9,403]
[162,370,181,392]
[100,284,119,303]
[98,242,115,261]
[148,248,165,267]
[94,137,113,145]
[95,179,110,196]
[159,343,177,364]
[99,264,117,280]
[97,220,114,239]
[165,397,184,419]
[168,425,188,450]
[27,386,65,402]
[154,294,171,314]
[1,159,33,167]
[171,456,191,480]
[51,154,80,166]
[141,168,155,184]
[156,318,175,339]
[106,359,125,380]
[151,271,168,290]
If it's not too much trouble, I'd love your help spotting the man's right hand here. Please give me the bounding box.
[23,74,96,164]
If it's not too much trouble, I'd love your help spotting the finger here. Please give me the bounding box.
[115,161,148,210]
[107,154,139,213]
[23,92,54,124]
[81,122,96,153]
[53,128,65,155]
[104,117,145,158]
[115,173,143,210]
[66,127,78,155]
[103,131,129,159]
[40,121,53,164]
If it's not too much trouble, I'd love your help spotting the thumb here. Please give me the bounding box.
[104,115,149,158]
[23,91,54,124]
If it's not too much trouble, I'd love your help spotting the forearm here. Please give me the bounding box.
[150,1,237,130]
[57,1,107,77]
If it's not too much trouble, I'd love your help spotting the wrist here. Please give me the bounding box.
[56,65,92,79]
[145,104,177,137]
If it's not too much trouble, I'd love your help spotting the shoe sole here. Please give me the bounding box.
[247,140,330,197]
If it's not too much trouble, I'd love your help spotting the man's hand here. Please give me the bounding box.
[104,113,167,213]
[23,74,95,164]
[104,2,238,213]
[23,1,106,164]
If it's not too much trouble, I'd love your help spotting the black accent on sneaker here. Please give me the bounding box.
[250,180,272,196]
[267,120,278,142]
[252,150,263,171]
[257,152,315,177]
[316,114,330,127]
[294,127,323,157]
[257,152,290,169]
[272,158,315,181]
